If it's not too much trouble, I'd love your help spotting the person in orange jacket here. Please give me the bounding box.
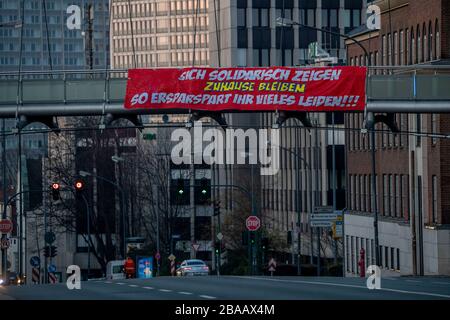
[124,257,135,278]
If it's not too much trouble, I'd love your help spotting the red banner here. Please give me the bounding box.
[124,67,367,112]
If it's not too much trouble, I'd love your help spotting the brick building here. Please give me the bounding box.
[344,0,450,276]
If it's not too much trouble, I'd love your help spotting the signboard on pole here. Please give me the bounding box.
[192,243,200,251]
[0,219,13,234]
[124,67,367,112]
[246,216,261,231]
[310,206,336,227]
[268,258,277,276]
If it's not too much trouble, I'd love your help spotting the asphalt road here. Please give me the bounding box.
[1,276,449,300]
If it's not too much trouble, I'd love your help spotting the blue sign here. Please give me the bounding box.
[137,257,153,279]
[30,256,40,267]
[48,264,56,273]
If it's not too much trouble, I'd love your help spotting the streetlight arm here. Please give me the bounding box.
[277,18,370,64]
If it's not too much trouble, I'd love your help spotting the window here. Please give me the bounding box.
[383,174,388,216]
[351,236,355,273]
[237,8,246,27]
[396,248,400,270]
[385,246,389,268]
[416,114,421,147]
[390,247,395,269]
[428,21,433,61]
[431,114,438,145]
[395,175,400,217]
[435,20,440,59]
[400,30,405,65]
[432,175,437,223]
[394,32,398,65]
[346,236,350,272]
[389,175,394,216]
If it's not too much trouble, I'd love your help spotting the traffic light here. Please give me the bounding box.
[51,183,60,201]
[44,245,50,257]
[50,246,57,258]
[195,178,210,204]
[176,178,185,195]
[242,231,248,246]
[214,201,221,216]
[287,231,292,245]
[74,179,84,192]
[214,241,220,254]
[250,232,256,245]
[172,179,189,205]
[261,237,269,250]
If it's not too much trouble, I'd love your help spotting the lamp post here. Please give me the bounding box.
[276,17,377,268]
[79,170,127,258]
[268,141,311,275]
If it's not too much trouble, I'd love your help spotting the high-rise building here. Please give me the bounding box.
[110,0,209,69]
[0,0,110,71]
[345,0,450,275]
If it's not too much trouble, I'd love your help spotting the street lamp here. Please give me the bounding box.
[79,170,127,258]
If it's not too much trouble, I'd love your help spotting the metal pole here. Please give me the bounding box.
[371,129,380,266]
[1,119,7,282]
[332,113,337,265]
[296,131,301,275]
[217,204,221,276]
[18,129,23,280]
[121,188,126,258]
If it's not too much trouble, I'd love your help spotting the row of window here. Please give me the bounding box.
[112,0,208,19]
[346,114,410,151]
[348,174,410,220]
[346,236,400,274]
[112,16,208,36]
[352,19,441,66]
[113,34,208,52]
[113,50,209,68]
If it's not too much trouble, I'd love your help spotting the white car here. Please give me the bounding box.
[176,259,209,276]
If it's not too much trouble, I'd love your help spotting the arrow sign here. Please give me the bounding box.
[30,256,40,267]
[192,243,200,251]
[168,254,176,261]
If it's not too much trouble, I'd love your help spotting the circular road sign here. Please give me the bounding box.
[48,264,56,273]
[246,216,261,231]
[155,252,161,260]
[30,256,41,267]
[45,231,56,244]
[0,219,13,234]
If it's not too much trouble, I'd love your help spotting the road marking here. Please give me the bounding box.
[129,284,138,287]
[433,281,450,285]
[384,278,397,281]
[405,280,421,283]
[199,295,216,299]
[234,276,450,299]
[159,289,172,292]
[178,291,193,295]
[104,281,112,284]
[143,286,154,290]
[116,282,125,285]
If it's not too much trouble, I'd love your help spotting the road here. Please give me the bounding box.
[1,276,449,300]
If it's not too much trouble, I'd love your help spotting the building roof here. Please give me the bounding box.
[346,24,371,37]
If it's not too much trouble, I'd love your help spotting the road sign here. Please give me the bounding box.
[155,252,161,260]
[246,216,261,231]
[48,264,56,273]
[45,231,56,244]
[216,232,223,241]
[32,267,40,284]
[168,254,176,261]
[268,258,277,274]
[0,238,10,249]
[30,256,40,267]
[333,220,343,239]
[192,243,200,251]
[310,207,337,227]
[0,219,13,234]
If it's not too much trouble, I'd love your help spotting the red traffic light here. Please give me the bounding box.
[74,180,84,190]
[51,183,60,190]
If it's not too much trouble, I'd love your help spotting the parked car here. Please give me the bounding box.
[176,259,209,276]
[0,272,25,286]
